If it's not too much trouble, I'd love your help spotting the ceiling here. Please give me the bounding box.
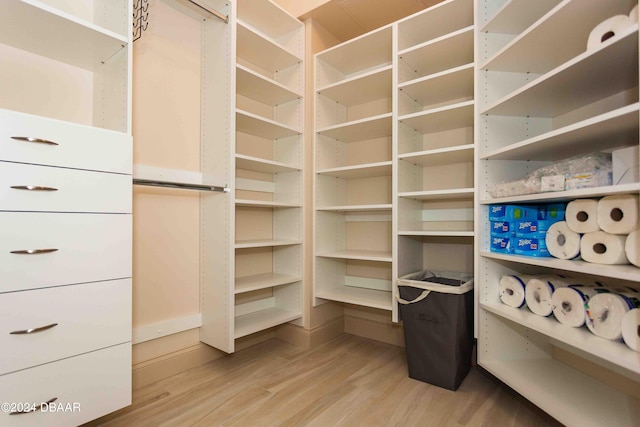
[299,0,444,42]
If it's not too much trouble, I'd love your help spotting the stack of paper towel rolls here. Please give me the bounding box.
[498,274,640,352]
[546,194,640,266]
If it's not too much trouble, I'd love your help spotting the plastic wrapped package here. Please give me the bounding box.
[489,152,612,198]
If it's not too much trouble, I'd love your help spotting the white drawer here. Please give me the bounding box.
[0,343,131,427]
[0,109,131,174]
[0,162,131,213]
[0,279,131,375]
[0,212,131,293]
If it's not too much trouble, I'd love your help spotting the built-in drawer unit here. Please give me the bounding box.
[0,343,131,427]
[0,212,132,293]
[0,109,132,174]
[0,162,132,213]
[0,279,131,375]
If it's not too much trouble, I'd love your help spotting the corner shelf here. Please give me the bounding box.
[480,0,562,34]
[317,249,392,263]
[316,113,392,142]
[237,22,301,73]
[399,100,474,134]
[235,273,302,294]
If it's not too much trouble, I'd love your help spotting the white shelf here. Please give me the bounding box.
[481,0,638,73]
[316,286,392,311]
[317,66,392,106]
[235,154,300,173]
[397,0,474,51]
[316,204,392,212]
[399,63,474,107]
[398,231,474,237]
[482,28,639,117]
[480,183,640,205]
[235,200,301,209]
[399,188,475,201]
[317,161,392,179]
[317,113,392,142]
[399,101,474,134]
[236,109,301,139]
[236,64,301,106]
[399,145,474,167]
[235,239,302,249]
[480,357,639,427]
[480,251,640,282]
[398,26,474,77]
[234,307,301,339]
[482,104,640,161]
[481,0,561,34]
[481,301,640,375]
[0,0,127,71]
[237,0,302,42]
[316,25,392,79]
[316,250,392,263]
[237,22,302,73]
[235,273,302,294]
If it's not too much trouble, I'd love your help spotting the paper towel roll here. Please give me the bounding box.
[546,221,581,260]
[580,231,629,265]
[597,194,639,234]
[552,285,610,327]
[625,229,640,267]
[587,15,633,51]
[525,276,570,316]
[621,308,640,352]
[630,5,638,24]
[499,275,531,308]
[566,199,599,234]
[586,290,640,340]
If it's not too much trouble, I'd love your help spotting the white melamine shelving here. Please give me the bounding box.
[399,100,474,134]
[200,0,304,354]
[476,0,640,424]
[316,113,392,142]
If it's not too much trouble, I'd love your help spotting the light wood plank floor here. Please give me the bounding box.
[86,334,561,426]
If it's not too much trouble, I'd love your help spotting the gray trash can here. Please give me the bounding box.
[396,270,474,391]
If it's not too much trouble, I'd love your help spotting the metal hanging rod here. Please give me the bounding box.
[133,178,229,193]
[186,0,229,23]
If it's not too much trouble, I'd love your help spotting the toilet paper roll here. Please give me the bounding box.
[630,5,638,24]
[625,229,640,268]
[580,231,629,265]
[566,199,599,234]
[551,285,610,327]
[621,308,640,352]
[587,15,633,51]
[546,221,581,260]
[597,194,639,234]
[525,276,570,316]
[586,290,640,340]
[499,275,531,308]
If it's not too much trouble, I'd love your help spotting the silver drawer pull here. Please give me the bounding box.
[9,398,58,415]
[10,323,58,335]
[11,136,59,146]
[10,248,58,255]
[10,185,58,192]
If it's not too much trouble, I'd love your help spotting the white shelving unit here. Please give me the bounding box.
[0,0,132,424]
[394,0,475,322]
[476,0,640,425]
[314,24,394,312]
[200,0,304,354]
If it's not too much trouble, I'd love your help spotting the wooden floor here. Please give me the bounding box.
[87,334,561,427]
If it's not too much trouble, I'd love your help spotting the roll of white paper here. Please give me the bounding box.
[525,276,570,316]
[546,221,581,260]
[552,285,609,327]
[587,15,633,51]
[621,308,640,352]
[580,231,629,265]
[597,194,639,235]
[499,275,531,308]
[566,199,600,234]
[586,290,640,340]
[626,229,640,268]
[630,5,639,24]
